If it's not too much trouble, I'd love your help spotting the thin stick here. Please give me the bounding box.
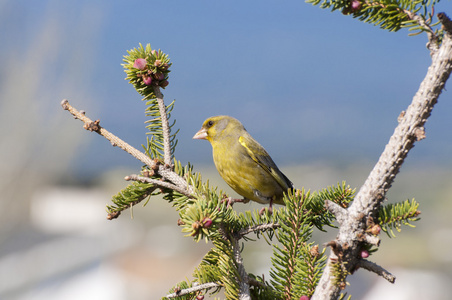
[232,237,251,300]
[165,282,221,298]
[153,86,172,166]
[236,223,280,239]
[358,259,396,283]
[61,99,192,192]
[61,99,157,169]
[125,174,192,197]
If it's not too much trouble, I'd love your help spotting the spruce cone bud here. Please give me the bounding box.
[142,75,152,85]
[133,58,147,70]
[153,72,165,81]
[351,0,362,11]
[159,80,169,88]
[202,217,213,228]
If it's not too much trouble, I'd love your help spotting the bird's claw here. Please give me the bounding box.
[259,206,273,216]
[221,197,248,208]
[259,199,274,215]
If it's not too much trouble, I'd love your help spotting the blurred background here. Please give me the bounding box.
[1,0,452,299]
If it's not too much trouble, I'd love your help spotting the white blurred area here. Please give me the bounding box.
[1,1,452,299]
[0,187,212,300]
[0,3,207,299]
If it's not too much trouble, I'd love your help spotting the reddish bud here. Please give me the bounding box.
[133,58,147,70]
[154,59,162,67]
[143,75,152,85]
[300,296,310,300]
[203,218,213,228]
[350,0,361,11]
[196,295,204,300]
[159,80,169,88]
[153,72,165,81]
[360,249,369,258]
[151,49,158,56]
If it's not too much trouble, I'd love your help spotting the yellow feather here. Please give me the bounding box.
[193,116,293,207]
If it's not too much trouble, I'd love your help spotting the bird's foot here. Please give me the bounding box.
[258,206,273,215]
[259,200,274,215]
[222,197,249,208]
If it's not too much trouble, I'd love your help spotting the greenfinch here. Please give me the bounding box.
[193,116,293,211]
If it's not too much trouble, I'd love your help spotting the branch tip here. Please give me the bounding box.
[61,99,69,109]
[107,211,121,220]
[438,12,452,35]
[358,259,396,283]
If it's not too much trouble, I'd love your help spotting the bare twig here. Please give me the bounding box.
[165,277,268,299]
[248,277,267,289]
[358,259,396,283]
[153,86,172,166]
[165,282,221,298]
[61,99,192,193]
[61,99,157,168]
[403,8,440,54]
[232,237,251,300]
[439,12,452,35]
[125,174,192,197]
[312,13,452,300]
[236,223,280,239]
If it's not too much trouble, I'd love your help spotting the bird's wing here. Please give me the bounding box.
[238,135,293,190]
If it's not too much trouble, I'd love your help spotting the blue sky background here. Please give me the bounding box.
[1,0,450,179]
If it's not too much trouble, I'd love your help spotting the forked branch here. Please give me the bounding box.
[312,13,452,299]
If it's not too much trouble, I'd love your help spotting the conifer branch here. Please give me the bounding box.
[363,1,440,50]
[357,259,396,283]
[153,86,172,166]
[312,13,452,300]
[106,181,157,220]
[403,8,440,54]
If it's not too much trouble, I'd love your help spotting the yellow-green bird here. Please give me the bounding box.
[193,116,293,212]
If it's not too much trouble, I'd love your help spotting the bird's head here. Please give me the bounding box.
[193,115,244,142]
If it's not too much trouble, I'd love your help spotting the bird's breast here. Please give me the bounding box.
[212,143,284,204]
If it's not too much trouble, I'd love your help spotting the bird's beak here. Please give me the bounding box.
[193,128,208,140]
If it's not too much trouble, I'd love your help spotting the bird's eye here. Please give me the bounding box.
[207,120,214,127]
